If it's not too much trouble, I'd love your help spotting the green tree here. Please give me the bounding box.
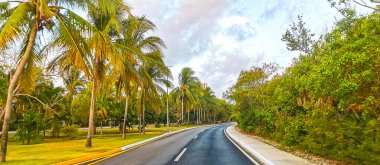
[281,15,315,54]
[115,16,168,138]
[0,0,91,160]
[14,111,44,145]
[171,67,200,124]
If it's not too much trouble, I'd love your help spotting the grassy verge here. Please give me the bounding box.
[4,125,197,165]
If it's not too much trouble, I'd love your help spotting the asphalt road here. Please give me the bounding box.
[97,123,254,165]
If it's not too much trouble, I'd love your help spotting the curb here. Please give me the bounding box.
[225,125,274,165]
[55,126,198,165]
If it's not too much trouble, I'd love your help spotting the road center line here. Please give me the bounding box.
[174,148,187,162]
[194,135,198,139]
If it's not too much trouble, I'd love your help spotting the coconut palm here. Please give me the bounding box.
[60,68,85,125]
[80,0,131,148]
[171,68,200,124]
[137,55,172,133]
[115,16,169,137]
[49,0,132,147]
[200,86,215,123]
[0,0,92,161]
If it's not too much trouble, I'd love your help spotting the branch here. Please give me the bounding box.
[15,94,61,116]
[7,1,24,3]
[353,0,378,10]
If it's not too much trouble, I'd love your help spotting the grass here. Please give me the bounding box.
[3,125,196,165]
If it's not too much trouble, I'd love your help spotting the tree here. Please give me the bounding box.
[60,68,85,125]
[14,111,44,145]
[138,57,171,133]
[50,0,132,147]
[0,0,91,161]
[328,0,379,16]
[281,15,315,55]
[229,13,380,163]
[171,68,200,124]
[115,16,168,138]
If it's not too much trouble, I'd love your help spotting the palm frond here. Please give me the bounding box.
[0,2,34,50]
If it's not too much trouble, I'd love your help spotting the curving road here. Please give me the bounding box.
[96,123,254,165]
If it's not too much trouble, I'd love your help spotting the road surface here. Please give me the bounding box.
[97,123,254,165]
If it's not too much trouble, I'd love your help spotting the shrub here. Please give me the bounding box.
[50,119,62,138]
[14,111,44,145]
[61,125,79,139]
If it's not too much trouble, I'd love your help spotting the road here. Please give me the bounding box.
[96,123,254,165]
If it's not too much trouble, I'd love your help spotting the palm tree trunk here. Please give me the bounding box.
[196,109,198,124]
[0,22,38,162]
[138,112,141,133]
[198,108,200,124]
[122,94,129,139]
[200,107,202,124]
[187,110,189,124]
[142,100,145,134]
[181,96,184,124]
[85,80,97,148]
[100,120,103,139]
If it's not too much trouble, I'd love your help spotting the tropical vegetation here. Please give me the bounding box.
[0,0,230,163]
[227,5,380,164]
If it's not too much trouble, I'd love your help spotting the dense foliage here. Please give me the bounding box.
[227,14,380,164]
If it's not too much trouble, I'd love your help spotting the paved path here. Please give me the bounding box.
[97,124,255,165]
[226,124,313,165]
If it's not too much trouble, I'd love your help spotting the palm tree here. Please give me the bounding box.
[137,57,171,133]
[200,86,215,123]
[0,0,91,161]
[115,16,169,136]
[82,0,133,148]
[49,0,132,147]
[171,68,200,124]
[60,68,85,125]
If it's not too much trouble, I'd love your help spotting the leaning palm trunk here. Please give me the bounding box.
[85,80,97,147]
[122,94,129,139]
[0,22,38,162]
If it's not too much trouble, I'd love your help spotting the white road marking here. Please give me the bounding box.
[194,135,198,139]
[174,148,187,162]
[224,128,261,165]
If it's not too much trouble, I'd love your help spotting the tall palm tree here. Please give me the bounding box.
[49,0,131,147]
[60,68,85,125]
[171,68,200,124]
[200,86,215,123]
[138,57,171,133]
[115,16,169,136]
[0,0,91,161]
[82,0,132,148]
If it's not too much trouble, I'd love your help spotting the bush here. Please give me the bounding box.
[61,125,79,139]
[14,111,44,145]
[155,120,161,128]
[50,119,62,138]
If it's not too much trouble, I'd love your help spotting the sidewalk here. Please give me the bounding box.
[226,125,313,165]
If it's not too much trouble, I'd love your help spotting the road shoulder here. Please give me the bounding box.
[225,124,313,165]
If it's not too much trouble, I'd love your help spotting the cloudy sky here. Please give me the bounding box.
[127,0,375,97]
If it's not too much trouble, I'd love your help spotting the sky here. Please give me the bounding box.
[126,0,376,98]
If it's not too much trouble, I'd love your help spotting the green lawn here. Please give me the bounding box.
[3,125,196,165]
